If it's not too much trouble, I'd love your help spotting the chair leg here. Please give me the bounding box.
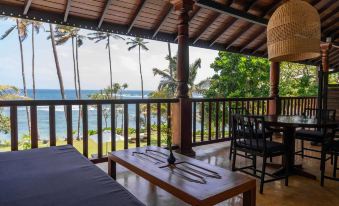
[232,148,237,171]
[260,155,267,194]
[284,153,289,186]
[301,140,304,159]
[333,154,338,178]
[253,155,256,175]
[320,150,326,187]
[229,138,234,160]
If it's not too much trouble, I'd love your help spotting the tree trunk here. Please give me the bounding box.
[138,45,144,99]
[17,19,30,135]
[76,35,81,140]
[168,42,173,77]
[71,37,79,99]
[108,34,113,98]
[31,25,36,100]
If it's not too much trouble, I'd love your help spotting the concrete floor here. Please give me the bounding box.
[97,139,339,206]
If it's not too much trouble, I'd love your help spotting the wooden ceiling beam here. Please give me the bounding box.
[153,5,173,38]
[225,23,253,49]
[251,37,267,54]
[321,6,339,23]
[63,0,72,22]
[195,0,268,26]
[318,0,337,14]
[127,0,147,33]
[23,0,32,15]
[98,0,113,28]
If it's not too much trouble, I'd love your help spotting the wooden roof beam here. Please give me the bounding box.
[23,0,32,15]
[195,0,268,26]
[98,0,113,28]
[225,23,253,49]
[251,37,266,54]
[127,0,147,34]
[64,0,72,22]
[153,5,173,38]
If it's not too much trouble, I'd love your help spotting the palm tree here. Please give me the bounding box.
[126,37,149,99]
[53,25,86,140]
[152,56,210,97]
[48,23,66,100]
[0,18,31,132]
[88,32,124,96]
[30,21,43,100]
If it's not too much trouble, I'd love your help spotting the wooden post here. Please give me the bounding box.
[320,43,332,111]
[170,0,195,156]
[268,62,280,115]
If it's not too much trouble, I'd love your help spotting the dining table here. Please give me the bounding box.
[262,115,339,179]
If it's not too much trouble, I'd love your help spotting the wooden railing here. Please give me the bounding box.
[0,99,178,163]
[191,97,273,146]
[279,96,317,116]
[0,96,318,162]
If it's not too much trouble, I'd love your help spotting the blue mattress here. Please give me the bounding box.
[0,145,145,206]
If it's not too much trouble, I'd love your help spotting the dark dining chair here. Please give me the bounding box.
[320,129,338,186]
[295,108,336,161]
[231,115,289,193]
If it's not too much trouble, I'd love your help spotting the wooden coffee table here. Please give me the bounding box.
[108,146,256,206]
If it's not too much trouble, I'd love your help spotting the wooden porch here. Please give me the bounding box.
[98,140,339,206]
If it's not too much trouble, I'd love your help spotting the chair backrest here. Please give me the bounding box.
[304,108,336,120]
[232,115,267,152]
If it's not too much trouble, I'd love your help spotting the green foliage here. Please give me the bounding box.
[205,52,270,98]
[21,134,31,150]
[204,52,318,98]
[279,62,317,96]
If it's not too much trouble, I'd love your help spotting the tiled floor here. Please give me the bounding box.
[97,139,339,206]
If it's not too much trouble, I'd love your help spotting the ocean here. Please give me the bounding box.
[0,89,155,141]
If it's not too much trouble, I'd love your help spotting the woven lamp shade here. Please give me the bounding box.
[267,0,321,62]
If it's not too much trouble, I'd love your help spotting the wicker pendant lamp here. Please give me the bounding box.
[267,0,321,62]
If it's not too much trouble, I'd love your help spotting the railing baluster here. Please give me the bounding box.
[286,98,290,115]
[261,100,264,115]
[222,101,226,139]
[124,104,128,149]
[97,104,103,158]
[30,106,38,149]
[146,103,151,146]
[111,104,116,151]
[66,105,73,145]
[266,100,269,115]
[201,102,204,142]
[82,105,88,157]
[49,105,56,147]
[193,102,196,143]
[208,102,212,141]
[256,100,260,115]
[215,101,219,140]
[246,100,249,113]
[228,101,232,138]
[157,103,161,147]
[10,106,18,151]
[167,102,171,130]
[251,100,255,114]
[135,103,140,148]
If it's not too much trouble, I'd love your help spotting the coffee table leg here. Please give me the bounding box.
[108,158,116,180]
[243,186,256,206]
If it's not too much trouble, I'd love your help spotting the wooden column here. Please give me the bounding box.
[268,62,280,115]
[171,0,195,156]
[320,43,331,111]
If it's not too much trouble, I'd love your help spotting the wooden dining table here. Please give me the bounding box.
[262,115,339,179]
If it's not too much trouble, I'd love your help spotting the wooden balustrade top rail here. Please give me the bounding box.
[0,98,179,106]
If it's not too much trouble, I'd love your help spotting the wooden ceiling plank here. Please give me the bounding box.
[251,37,266,54]
[152,5,173,38]
[63,0,72,22]
[225,23,253,49]
[98,0,113,28]
[195,0,268,26]
[127,0,147,33]
[193,12,220,44]
[23,0,32,15]
[209,1,257,47]
[239,29,263,52]
[318,0,337,14]
[321,6,339,23]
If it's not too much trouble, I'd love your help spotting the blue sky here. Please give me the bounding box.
[0,19,218,90]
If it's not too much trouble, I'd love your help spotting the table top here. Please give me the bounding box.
[109,146,256,205]
[263,115,339,128]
